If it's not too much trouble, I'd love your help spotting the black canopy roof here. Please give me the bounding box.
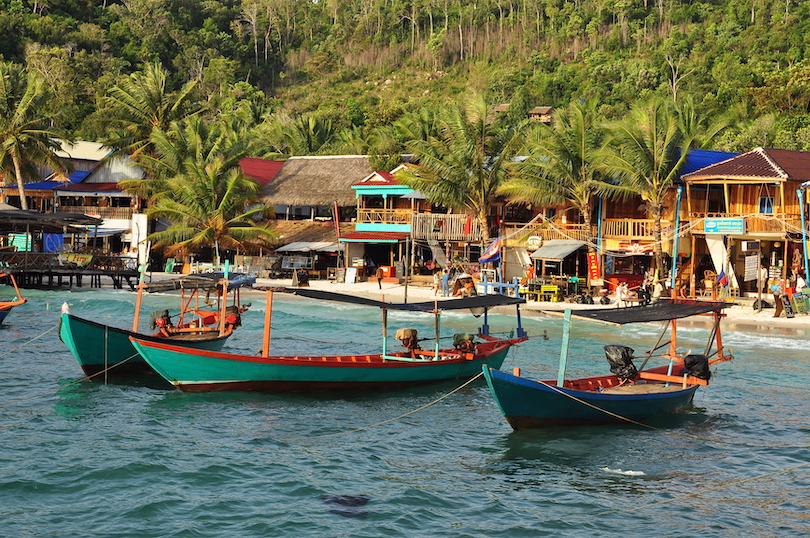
[568,299,731,325]
[294,289,525,311]
[143,273,256,293]
[0,209,103,233]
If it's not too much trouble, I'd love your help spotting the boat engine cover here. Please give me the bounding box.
[683,354,712,381]
[603,345,638,380]
[453,333,477,352]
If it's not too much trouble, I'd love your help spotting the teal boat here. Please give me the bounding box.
[60,273,254,380]
[0,272,26,325]
[130,290,528,393]
[484,299,733,430]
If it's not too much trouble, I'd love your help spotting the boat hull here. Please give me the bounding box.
[0,306,12,324]
[60,313,231,378]
[130,337,521,393]
[483,367,700,430]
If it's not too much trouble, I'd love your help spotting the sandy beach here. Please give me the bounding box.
[235,275,810,336]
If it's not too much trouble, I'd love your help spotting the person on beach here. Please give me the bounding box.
[432,268,441,296]
[441,269,450,297]
[376,266,384,289]
[771,280,785,318]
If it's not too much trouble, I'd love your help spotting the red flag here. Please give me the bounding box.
[464,215,472,235]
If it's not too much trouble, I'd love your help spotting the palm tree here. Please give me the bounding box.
[499,101,619,253]
[600,99,694,277]
[0,63,68,210]
[130,117,275,259]
[146,157,275,259]
[395,94,533,241]
[100,62,203,159]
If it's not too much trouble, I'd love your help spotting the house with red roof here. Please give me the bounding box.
[681,147,810,296]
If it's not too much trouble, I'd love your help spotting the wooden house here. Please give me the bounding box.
[682,147,810,296]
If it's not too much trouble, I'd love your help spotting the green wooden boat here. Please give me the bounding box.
[130,289,529,393]
[0,272,26,325]
[60,273,254,380]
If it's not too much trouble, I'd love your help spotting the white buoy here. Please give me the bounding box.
[61,302,70,314]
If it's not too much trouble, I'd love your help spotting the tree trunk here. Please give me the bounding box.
[582,206,595,253]
[653,206,664,279]
[12,152,28,210]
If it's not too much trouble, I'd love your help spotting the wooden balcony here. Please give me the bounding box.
[410,213,482,241]
[602,218,672,240]
[57,206,134,220]
[356,209,413,225]
[688,213,801,235]
[505,222,593,242]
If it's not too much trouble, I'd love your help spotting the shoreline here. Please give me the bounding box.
[224,275,810,337]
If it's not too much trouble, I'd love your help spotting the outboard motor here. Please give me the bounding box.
[453,333,477,353]
[604,345,638,380]
[149,309,172,331]
[395,328,420,350]
[683,354,712,381]
[224,305,242,330]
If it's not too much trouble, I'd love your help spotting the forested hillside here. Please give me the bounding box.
[4,0,810,151]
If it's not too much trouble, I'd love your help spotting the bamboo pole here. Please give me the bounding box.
[262,289,273,357]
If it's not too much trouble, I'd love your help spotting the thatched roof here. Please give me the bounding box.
[269,220,355,247]
[259,155,372,207]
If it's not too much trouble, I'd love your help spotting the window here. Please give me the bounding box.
[759,196,774,214]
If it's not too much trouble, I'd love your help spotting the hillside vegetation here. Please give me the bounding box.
[3,0,810,151]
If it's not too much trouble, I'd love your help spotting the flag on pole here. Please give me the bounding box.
[717,268,728,287]
[479,235,501,264]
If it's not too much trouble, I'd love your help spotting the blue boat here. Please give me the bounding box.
[0,272,26,325]
[483,299,733,430]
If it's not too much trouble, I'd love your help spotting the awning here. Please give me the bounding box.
[570,299,731,325]
[55,183,131,197]
[530,240,586,260]
[294,289,525,311]
[338,231,410,243]
[276,241,342,252]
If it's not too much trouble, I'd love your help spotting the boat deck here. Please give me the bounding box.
[599,382,692,394]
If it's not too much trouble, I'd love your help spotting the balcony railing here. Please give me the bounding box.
[688,213,801,235]
[57,206,134,220]
[356,209,413,225]
[410,213,482,241]
[504,222,593,242]
[602,218,672,239]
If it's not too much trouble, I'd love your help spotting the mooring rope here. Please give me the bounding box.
[535,376,808,449]
[0,324,60,359]
[0,353,140,406]
[599,461,810,516]
[282,372,485,442]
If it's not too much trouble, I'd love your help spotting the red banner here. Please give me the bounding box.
[619,242,654,254]
[587,252,600,280]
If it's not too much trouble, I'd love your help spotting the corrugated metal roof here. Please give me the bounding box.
[55,141,113,161]
[3,170,91,191]
[530,240,586,260]
[682,147,810,182]
[352,171,400,186]
[239,158,285,186]
[338,231,410,243]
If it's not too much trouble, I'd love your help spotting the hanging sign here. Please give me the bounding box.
[587,252,600,280]
[618,242,654,254]
[705,218,746,234]
[744,254,758,282]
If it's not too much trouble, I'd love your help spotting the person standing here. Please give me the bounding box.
[771,279,784,318]
[376,266,384,289]
[441,269,450,297]
[432,268,442,296]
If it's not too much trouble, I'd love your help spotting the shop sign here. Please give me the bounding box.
[586,251,600,280]
[705,218,746,234]
[526,236,542,251]
[618,242,654,254]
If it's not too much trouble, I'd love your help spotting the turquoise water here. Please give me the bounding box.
[1,287,809,537]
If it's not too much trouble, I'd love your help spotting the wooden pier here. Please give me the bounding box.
[0,252,140,290]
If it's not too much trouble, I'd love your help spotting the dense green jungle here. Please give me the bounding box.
[3,0,810,152]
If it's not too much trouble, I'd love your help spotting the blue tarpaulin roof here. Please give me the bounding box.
[677,149,738,179]
[3,170,91,190]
